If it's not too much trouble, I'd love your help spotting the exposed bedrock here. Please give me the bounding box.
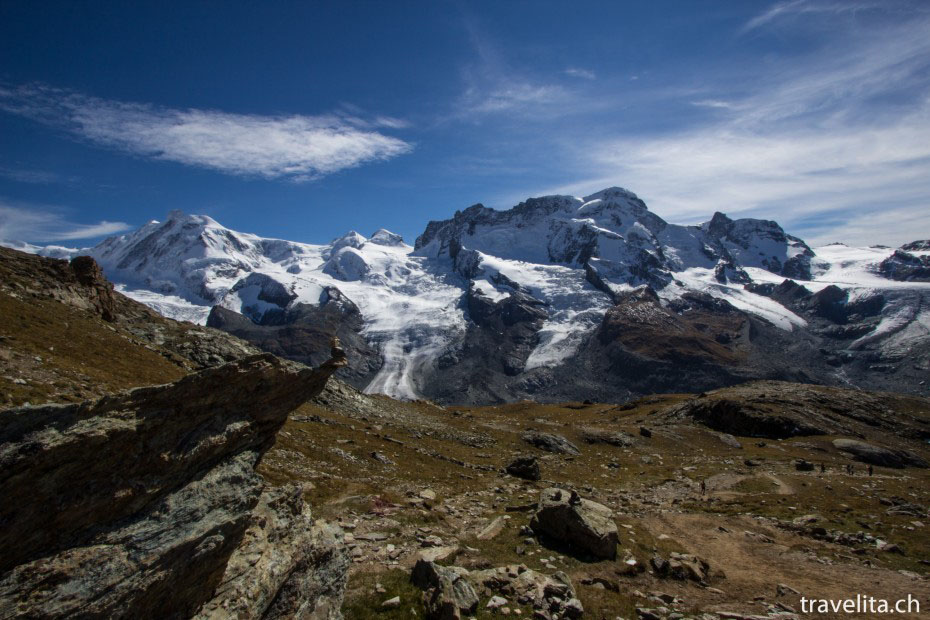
[0,349,349,619]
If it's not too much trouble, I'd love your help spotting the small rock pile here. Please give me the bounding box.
[411,559,583,619]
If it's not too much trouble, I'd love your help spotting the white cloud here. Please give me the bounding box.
[564,67,596,80]
[0,202,131,243]
[0,84,412,181]
[690,99,737,110]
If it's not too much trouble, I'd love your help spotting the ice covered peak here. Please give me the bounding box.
[582,186,641,203]
[165,209,222,228]
[331,231,367,252]
[369,228,405,247]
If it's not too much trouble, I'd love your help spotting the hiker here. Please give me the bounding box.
[820,462,826,473]
[700,479,706,496]
[868,464,874,477]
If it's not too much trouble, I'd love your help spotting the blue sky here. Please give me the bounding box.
[1,0,929,248]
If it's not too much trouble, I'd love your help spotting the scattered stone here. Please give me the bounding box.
[370,451,395,465]
[421,534,444,548]
[487,595,508,609]
[382,596,401,608]
[793,514,820,526]
[530,488,619,559]
[777,583,800,597]
[617,550,645,576]
[507,455,542,481]
[651,552,712,583]
[478,516,507,540]
[717,432,742,449]
[417,546,458,563]
[876,540,905,554]
[639,426,653,438]
[794,459,815,471]
[420,489,438,501]
[470,565,578,618]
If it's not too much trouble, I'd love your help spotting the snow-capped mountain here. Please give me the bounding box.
[14,187,930,403]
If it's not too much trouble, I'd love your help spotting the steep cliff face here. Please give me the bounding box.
[0,351,349,619]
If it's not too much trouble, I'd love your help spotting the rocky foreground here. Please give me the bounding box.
[0,347,348,618]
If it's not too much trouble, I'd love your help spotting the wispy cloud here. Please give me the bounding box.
[452,13,584,121]
[0,201,131,243]
[564,67,596,80]
[464,83,570,115]
[741,0,883,34]
[690,99,737,110]
[0,166,76,185]
[546,8,930,247]
[0,84,412,181]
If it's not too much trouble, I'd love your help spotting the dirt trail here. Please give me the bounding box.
[763,472,795,495]
[643,512,930,620]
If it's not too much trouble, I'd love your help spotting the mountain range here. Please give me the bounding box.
[9,186,930,404]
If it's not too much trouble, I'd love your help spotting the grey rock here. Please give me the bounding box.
[522,432,581,455]
[716,432,742,449]
[468,565,577,616]
[530,488,619,559]
[411,560,479,619]
[196,485,349,619]
[652,552,712,583]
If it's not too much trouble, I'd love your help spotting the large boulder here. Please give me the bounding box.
[832,438,928,469]
[0,349,348,618]
[530,488,619,560]
[506,455,541,480]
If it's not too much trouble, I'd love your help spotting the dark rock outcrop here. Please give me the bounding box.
[880,250,930,282]
[0,349,348,618]
[0,247,122,323]
[833,438,928,469]
[506,455,541,480]
[69,255,119,322]
[661,381,930,455]
[207,286,381,388]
